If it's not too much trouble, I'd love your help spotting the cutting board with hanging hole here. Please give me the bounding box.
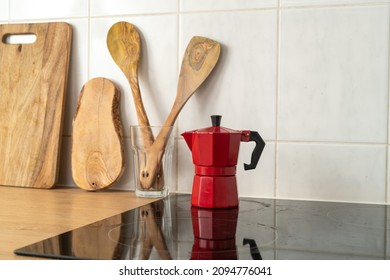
[0,22,72,188]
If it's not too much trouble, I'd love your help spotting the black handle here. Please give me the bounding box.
[243,131,265,171]
[243,238,262,260]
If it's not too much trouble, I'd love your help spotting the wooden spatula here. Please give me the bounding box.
[72,78,125,190]
[138,36,221,189]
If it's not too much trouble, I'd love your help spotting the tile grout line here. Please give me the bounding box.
[384,2,390,259]
[274,1,282,201]
[60,135,390,147]
[170,2,390,14]
[274,0,282,260]
[4,2,390,23]
[87,0,91,80]
[386,2,390,204]
[271,140,388,146]
[281,1,390,10]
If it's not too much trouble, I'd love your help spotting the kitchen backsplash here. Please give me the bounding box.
[1,0,389,204]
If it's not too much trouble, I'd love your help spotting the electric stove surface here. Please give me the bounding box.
[14,194,390,260]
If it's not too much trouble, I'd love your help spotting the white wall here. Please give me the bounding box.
[1,0,389,204]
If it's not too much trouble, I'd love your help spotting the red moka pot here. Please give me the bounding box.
[182,115,265,209]
[190,207,239,260]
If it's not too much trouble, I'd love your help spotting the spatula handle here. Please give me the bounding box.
[138,36,221,189]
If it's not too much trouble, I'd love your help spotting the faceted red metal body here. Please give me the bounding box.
[190,207,238,260]
[182,115,264,209]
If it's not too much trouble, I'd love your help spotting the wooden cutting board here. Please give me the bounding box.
[0,22,72,188]
[72,78,125,191]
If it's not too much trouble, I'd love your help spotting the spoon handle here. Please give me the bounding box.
[139,36,221,189]
[126,42,166,190]
[127,62,155,147]
[107,21,166,190]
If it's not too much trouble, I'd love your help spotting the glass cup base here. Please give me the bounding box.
[135,188,168,198]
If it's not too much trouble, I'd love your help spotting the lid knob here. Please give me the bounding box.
[211,115,222,127]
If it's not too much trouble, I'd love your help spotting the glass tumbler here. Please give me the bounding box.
[130,125,174,197]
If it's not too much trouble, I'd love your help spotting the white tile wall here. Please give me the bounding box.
[179,0,278,11]
[281,0,390,7]
[0,0,389,204]
[179,10,278,139]
[0,0,8,21]
[279,6,389,143]
[91,0,178,16]
[278,143,387,203]
[9,0,88,20]
[63,19,89,136]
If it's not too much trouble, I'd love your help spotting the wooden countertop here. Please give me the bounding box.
[0,186,160,260]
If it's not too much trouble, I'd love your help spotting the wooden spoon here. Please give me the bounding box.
[139,36,221,189]
[107,21,154,147]
[107,21,165,189]
[139,201,172,260]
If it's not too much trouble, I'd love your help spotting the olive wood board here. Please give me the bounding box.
[72,77,124,191]
[0,22,72,188]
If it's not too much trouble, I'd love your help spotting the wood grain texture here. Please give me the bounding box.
[138,201,172,260]
[0,186,160,260]
[0,22,72,188]
[107,22,153,146]
[72,78,124,191]
[107,21,165,190]
[139,36,221,189]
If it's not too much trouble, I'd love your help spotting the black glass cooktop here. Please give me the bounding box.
[14,194,390,260]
